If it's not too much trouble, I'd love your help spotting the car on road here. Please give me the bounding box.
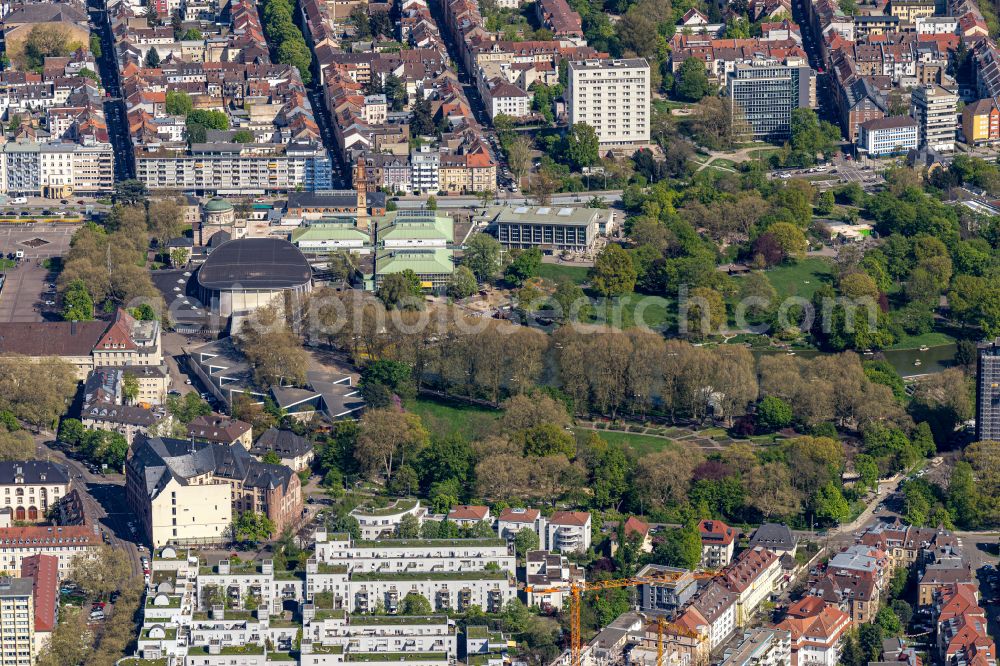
[90,609,105,620]
[44,300,55,306]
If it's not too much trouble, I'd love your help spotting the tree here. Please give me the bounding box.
[145,47,161,68]
[410,91,435,136]
[507,135,532,182]
[654,521,702,569]
[683,287,725,339]
[447,265,478,299]
[529,166,561,205]
[815,190,835,216]
[813,481,850,524]
[165,90,193,116]
[674,58,713,101]
[0,356,77,430]
[514,527,540,557]
[397,513,420,538]
[89,33,102,58]
[188,109,229,130]
[71,545,133,597]
[350,6,373,39]
[401,592,432,615]
[58,418,85,447]
[875,605,903,636]
[377,270,423,309]
[232,129,255,143]
[147,198,183,246]
[756,395,792,431]
[426,195,437,210]
[61,279,94,321]
[122,372,139,405]
[114,179,148,205]
[553,278,591,322]
[167,391,211,424]
[504,248,542,286]
[233,511,275,544]
[560,123,600,171]
[591,244,637,297]
[0,429,34,460]
[17,24,81,70]
[355,408,430,482]
[514,423,576,457]
[236,305,308,387]
[854,453,880,491]
[463,233,501,281]
[261,450,282,465]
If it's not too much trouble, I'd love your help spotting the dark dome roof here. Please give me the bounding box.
[197,238,311,291]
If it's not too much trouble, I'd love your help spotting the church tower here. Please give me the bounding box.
[355,158,368,231]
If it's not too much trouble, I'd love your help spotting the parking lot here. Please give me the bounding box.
[0,223,79,259]
[0,262,59,322]
[0,224,78,322]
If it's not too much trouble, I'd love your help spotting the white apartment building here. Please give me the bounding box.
[411,145,440,194]
[134,142,331,194]
[309,531,516,614]
[496,507,546,542]
[0,577,33,666]
[859,116,919,156]
[720,628,792,666]
[915,15,958,34]
[348,499,427,539]
[545,511,591,553]
[0,525,98,578]
[0,141,114,196]
[567,59,650,146]
[911,84,957,151]
[313,531,514,575]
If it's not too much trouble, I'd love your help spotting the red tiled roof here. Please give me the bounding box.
[550,510,590,527]
[699,519,737,545]
[21,554,58,633]
[448,504,489,520]
[499,507,540,523]
[623,516,649,538]
[0,525,96,547]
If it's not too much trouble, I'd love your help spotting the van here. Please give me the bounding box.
[9,197,26,204]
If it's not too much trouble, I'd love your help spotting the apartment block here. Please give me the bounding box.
[699,519,737,569]
[911,84,958,151]
[0,525,98,578]
[727,59,816,141]
[567,59,650,146]
[545,511,591,553]
[0,577,33,666]
[721,628,792,666]
[858,116,918,156]
[976,340,1000,441]
[963,98,1000,145]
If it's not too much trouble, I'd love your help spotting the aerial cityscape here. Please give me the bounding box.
[0,0,999,664]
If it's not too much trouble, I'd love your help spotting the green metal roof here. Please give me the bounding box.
[375,249,454,276]
[376,211,454,243]
[291,221,371,243]
[204,198,234,213]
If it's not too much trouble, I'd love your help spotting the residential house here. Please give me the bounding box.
[749,523,797,557]
[248,429,314,472]
[448,505,491,527]
[524,550,584,610]
[546,511,591,553]
[699,519,737,569]
[0,462,70,523]
[776,595,850,666]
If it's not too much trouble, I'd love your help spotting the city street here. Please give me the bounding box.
[33,435,145,580]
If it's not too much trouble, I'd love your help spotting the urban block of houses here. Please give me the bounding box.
[125,435,303,548]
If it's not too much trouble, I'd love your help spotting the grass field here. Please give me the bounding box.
[888,330,955,350]
[763,257,835,301]
[588,295,673,331]
[407,397,500,440]
[575,428,679,456]
[537,263,589,285]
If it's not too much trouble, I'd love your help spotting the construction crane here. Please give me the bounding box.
[524,570,716,666]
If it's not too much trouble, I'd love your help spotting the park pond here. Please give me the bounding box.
[756,343,958,378]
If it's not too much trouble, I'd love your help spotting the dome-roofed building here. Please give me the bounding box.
[195,197,245,245]
[196,237,312,320]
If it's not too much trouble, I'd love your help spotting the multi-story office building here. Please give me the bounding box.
[0,577,33,666]
[858,116,919,156]
[911,84,957,151]
[727,59,816,141]
[976,340,1000,441]
[567,59,650,146]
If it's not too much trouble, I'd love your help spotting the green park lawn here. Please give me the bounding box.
[537,262,589,285]
[576,428,680,456]
[887,330,955,350]
[407,397,500,440]
[763,257,835,301]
